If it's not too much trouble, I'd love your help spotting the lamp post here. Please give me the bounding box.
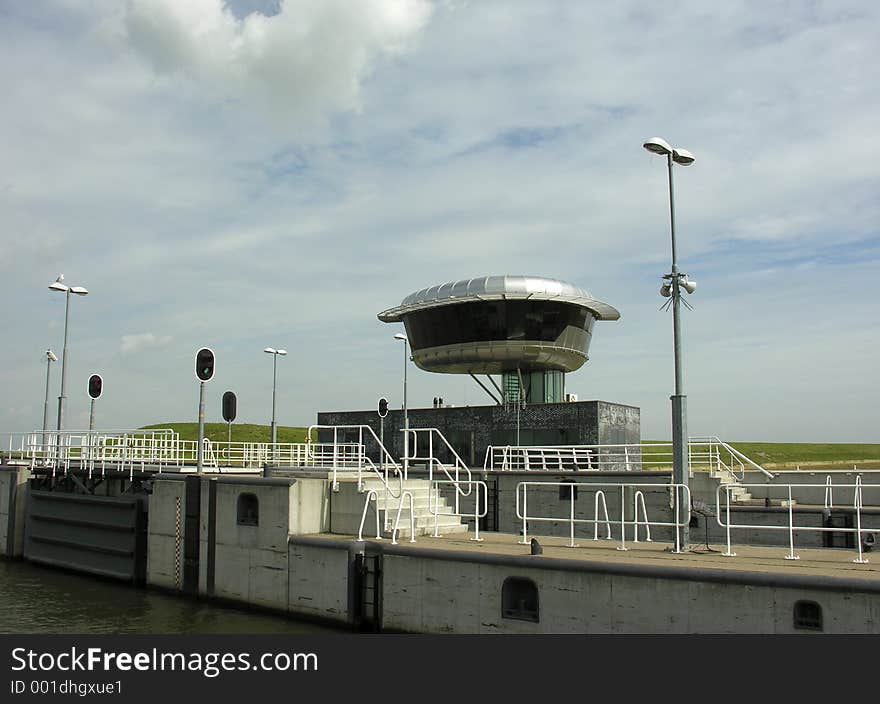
[394,333,409,477]
[643,137,697,551]
[49,275,88,460]
[263,347,287,448]
[42,349,58,453]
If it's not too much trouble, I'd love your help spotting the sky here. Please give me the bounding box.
[1,0,878,443]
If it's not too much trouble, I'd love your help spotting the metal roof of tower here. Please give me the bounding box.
[378,275,620,322]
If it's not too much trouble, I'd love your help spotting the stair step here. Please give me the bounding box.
[384,522,470,539]
[734,498,797,507]
[381,513,462,530]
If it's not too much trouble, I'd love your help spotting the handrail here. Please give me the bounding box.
[357,490,383,542]
[716,480,876,564]
[428,480,488,542]
[403,428,473,504]
[484,437,771,478]
[308,424,401,492]
[391,491,416,545]
[515,481,690,552]
[632,491,652,543]
[713,438,773,479]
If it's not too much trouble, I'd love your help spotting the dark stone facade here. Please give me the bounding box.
[316,400,640,467]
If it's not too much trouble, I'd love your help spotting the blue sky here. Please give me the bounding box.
[1,0,878,442]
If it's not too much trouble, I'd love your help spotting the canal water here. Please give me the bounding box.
[0,560,339,634]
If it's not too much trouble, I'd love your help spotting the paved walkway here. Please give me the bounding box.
[315,529,880,583]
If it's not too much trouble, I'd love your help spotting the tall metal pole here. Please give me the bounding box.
[271,352,278,447]
[402,339,409,478]
[197,381,206,475]
[42,351,53,452]
[667,152,690,551]
[55,290,72,459]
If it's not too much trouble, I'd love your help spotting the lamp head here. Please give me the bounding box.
[46,350,58,362]
[264,347,276,354]
[393,333,408,342]
[672,148,695,166]
[276,349,288,356]
[643,137,673,156]
[70,286,88,296]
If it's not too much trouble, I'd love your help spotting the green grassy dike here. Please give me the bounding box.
[140,422,312,444]
[645,441,880,469]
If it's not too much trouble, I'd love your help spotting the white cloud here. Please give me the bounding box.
[120,333,174,354]
[124,0,433,126]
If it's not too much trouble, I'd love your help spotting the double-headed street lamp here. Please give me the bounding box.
[393,333,409,476]
[643,137,697,551]
[264,347,287,447]
[49,275,88,453]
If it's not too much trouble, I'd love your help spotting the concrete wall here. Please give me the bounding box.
[690,469,880,507]
[288,538,355,624]
[378,547,880,633]
[0,465,29,558]
[146,477,186,590]
[148,475,331,602]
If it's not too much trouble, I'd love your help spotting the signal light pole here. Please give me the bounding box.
[222,391,237,446]
[195,348,216,475]
[377,396,389,470]
[87,374,103,431]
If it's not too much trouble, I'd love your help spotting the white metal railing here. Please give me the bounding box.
[428,480,488,542]
[308,424,401,492]
[515,481,692,554]
[356,479,411,543]
[484,437,772,479]
[404,428,473,512]
[391,491,417,545]
[693,436,773,480]
[716,478,877,563]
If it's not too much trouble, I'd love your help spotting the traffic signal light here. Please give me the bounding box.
[87,374,103,400]
[195,347,215,382]
[222,391,237,423]
[378,397,388,418]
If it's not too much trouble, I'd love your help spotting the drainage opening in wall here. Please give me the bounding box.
[559,479,578,502]
[502,577,539,623]
[793,600,823,632]
[237,493,259,526]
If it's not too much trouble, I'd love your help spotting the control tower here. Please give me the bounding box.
[378,275,619,404]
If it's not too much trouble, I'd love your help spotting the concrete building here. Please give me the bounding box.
[317,400,640,467]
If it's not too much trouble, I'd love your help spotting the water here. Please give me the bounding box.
[0,560,340,634]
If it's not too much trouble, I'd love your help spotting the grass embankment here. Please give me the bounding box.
[140,423,312,444]
[644,441,880,470]
[716,442,880,469]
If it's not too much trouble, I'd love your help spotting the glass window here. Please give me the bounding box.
[406,301,595,351]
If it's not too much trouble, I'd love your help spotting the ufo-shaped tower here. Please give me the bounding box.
[378,275,619,404]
